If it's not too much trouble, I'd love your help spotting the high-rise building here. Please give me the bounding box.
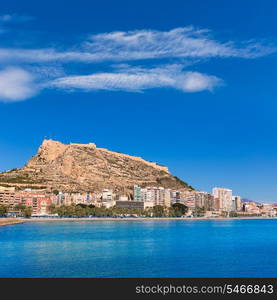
[181,191,196,209]
[133,185,142,201]
[159,188,171,207]
[232,195,241,211]
[212,187,233,212]
[179,191,214,211]
[213,197,221,211]
[140,187,171,207]
[170,190,181,204]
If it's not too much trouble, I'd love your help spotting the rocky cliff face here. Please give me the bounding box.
[0,139,191,193]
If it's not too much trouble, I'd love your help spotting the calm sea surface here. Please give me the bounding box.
[0,219,276,278]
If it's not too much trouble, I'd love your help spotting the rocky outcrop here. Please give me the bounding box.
[0,139,192,193]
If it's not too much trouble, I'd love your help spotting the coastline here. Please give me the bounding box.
[0,218,25,226]
[1,216,276,225]
[23,216,277,222]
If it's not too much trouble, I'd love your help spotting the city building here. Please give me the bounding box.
[116,200,154,210]
[115,195,129,201]
[181,191,196,209]
[102,189,113,201]
[232,195,241,211]
[179,191,214,211]
[212,187,233,212]
[0,186,21,207]
[242,202,261,214]
[170,190,181,204]
[0,183,259,218]
[133,185,142,201]
[55,192,66,206]
[213,197,221,211]
[261,204,277,217]
[140,187,171,207]
[17,189,52,215]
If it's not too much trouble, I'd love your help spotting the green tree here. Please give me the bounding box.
[0,205,8,216]
[172,203,188,217]
[48,204,57,214]
[152,205,166,217]
[14,204,29,217]
[194,206,205,217]
[21,206,32,218]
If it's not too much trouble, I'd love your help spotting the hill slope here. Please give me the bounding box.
[0,139,192,193]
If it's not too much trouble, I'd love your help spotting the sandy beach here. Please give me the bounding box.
[0,218,25,226]
[23,216,277,222]
[1,216,276,226]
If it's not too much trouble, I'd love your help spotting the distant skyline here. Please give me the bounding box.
[1,0,277,202]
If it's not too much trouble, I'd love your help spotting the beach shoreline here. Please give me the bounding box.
[21,216,277,222]
[0,218,26,226]
[1,216,276,225]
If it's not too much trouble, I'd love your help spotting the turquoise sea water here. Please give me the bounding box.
[0,219,276,278]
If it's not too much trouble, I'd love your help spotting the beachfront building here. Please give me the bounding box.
[181,191,196,209]
[70,193,92,205]
[179,191,214,211]
[17,189,52,215]
[140,187,171,207]
[242,202,261,214]
[0,186,21,208]
[102,189,113,201]
[194,191,214,210]
[212,187,233,212]
[232,195,241,211]
[116,200,154,210]
[55,192,65,206]
[170,190,181,204]
[100,189,115,208]
[213,197,221,211]
[133,185,142,201]
[261,204,277,217]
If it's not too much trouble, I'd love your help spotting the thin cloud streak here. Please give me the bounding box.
[0,64,223,102]
[0,48,102,64]
[0,27,275,64]
[84,27,276,61]
[0,14,34,23]
[50,65,223,93]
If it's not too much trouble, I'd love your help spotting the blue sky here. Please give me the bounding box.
[1,0,277,202]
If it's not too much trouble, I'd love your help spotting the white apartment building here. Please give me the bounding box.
[102,189,113,201]
[141,187,171,207]
[212,187,233,212]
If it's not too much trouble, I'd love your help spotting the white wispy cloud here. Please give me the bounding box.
[0,26,275,102]
[83,27,276,61]
[50,64,222,93]
[0,14,34,23]
[0,48,99,64]
[0,27,275,64]
[0,14,34,36]
[0,67,38,102]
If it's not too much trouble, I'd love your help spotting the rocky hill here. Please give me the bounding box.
[0,139,192,193]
